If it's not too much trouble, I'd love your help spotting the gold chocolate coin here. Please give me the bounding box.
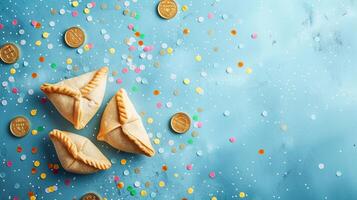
[9,116,30,138]
[157,0,178,20]
[81,192,101,200]
[64,27,85,48]
[0,43,20,64]
[170,112,191,134]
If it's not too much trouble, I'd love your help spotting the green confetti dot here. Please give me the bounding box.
[132,27,136,32]
[131,85,139,92]
[135,13,140,20]
[130,189,137,196]
[192,115,199,121]
[37,126,44,132]
[140,34,145,39]
[127,186,133,191]
[50,63,57,69]
[187,139,194,144]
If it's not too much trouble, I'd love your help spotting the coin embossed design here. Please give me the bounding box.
[9,116,30,138]
[0,43,20,64]
[170,112,191,134]
[81,193,101,200]
[64,27,85,48]
[157,0,178,20]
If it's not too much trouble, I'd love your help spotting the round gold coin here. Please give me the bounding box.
[157,0,178,20]
[0,43,20,64]
[81,192,101,200]
[64,27,85,48]
[170,112,191,134]
[9,116,30,138]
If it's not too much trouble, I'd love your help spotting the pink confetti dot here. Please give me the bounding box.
[7,161,13,167]
[87,43,94,49]
[229,137,236,143]
[122,68,129,74]
[64,179,71,186]
[144,45,154,52]
[116,78,123,84]
[208,13,214,19]
[128,24,134,30]
[41,97,47,104]
[209,171,216,178]
[129,45,136,51]
[90,2,96,7]
[156,102,162,109]
[12,19,17,25]
[251,32,258,39]
[0,23,4,29]
[114,175,120,182]
[12,88,18,94]
[31,20,37,26]
[72,11,78,17]
[196,121,203,128]
[13,197,19,200]
[134,68,141,73]
[186,164,193,170]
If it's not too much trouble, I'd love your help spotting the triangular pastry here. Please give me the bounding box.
[41,67,108,130]
[49,129,111,174]
[97,88,155,157]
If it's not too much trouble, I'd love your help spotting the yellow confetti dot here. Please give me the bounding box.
[10,68,16,75]
[167,47,173,54]
[40,173,46,180]
[35,40,41,46]
[195,55,202,62]
[174,173,179,178]
[147,117,154,124]
[182,5,188,11]
[245,67,252,74]
[195,87,204,95]
[84,44,90,51]
[153,138,160,145]
[72,1,79,7]
[42,32,49,39]
[159,181,165,187]
[140,190,147,196]
[109,48,116,54]
[66,58,72,64]
[187,187,194,194]
[120,159,127,165]
[31,130,38,135]
[211,197,218,200]
[239,192,246,198]
[83,8,90,14]
[34,160,40,167]
[30,109,37,116]
[183,78,190,85]
[30,196,36,200]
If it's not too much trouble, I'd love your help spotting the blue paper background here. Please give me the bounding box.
[1,0,357,199]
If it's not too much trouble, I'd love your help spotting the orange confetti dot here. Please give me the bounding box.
[48,163,53,169]
[39,56,45,62]
[258,149,265,155]
[31,147,38,154]
[31,73,38,78]
[237,61,244,68]
[162,165,168,171]
[31,168,37,174]
[230,29,237,36]
[138,40,144,46]
[28,192,34,197]
[183,28,190,35]
[135,32,140,37]
[153,90,160,96]
[35,22,41,29]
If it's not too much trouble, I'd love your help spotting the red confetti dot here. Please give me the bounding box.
[258,149,265,155]
[39,56,45,62]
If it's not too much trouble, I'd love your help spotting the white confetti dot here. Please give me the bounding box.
[261,111,268,117]
[223,110,230,116]
[20,154,26,161]
[198,16,204,23]
[168,140,174,146]
[166,102,172,108]
[47,43,53,49]
[28,89,34,95]
[19,29,25,34]
[123,170,129,176]
[2,81,8,87]
[59,9,66,15]
[1,100,8,106]
[161,43,168,49]
[318,163,325,169]
[86,16,93,22]
[17,97,23,104]
[158,148,164,154]
[49,21,55,27]
[134,181,141,188]
[226,67,233,73]
[336,171,342,177]
[20,39,26,45]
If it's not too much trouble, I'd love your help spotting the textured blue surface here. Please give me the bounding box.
[1,0,357,199]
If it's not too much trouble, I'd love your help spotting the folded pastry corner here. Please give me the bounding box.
[41,67,108,130]
[49,129,111,174]
[97,88,155,157]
